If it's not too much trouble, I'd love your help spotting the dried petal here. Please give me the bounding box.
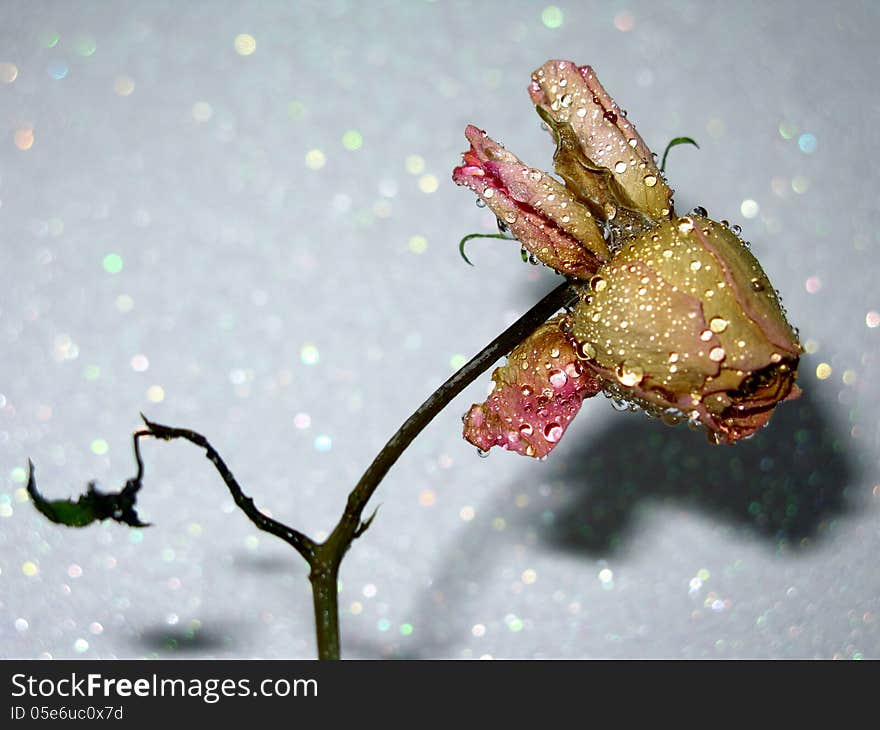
[464,316,601,457]
[571,217,801,443]
[452,125,610,277]
[529,60,673,221]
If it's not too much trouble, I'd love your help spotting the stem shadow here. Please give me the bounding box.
[128,621,244,657]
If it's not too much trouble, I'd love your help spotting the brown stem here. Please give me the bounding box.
[36,280,577,660]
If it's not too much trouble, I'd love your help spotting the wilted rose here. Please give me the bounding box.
[454,60,801,457]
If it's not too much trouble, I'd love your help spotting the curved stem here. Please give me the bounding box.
[330,280,577,544]
[141,418,317,563]
[312,279,577,657]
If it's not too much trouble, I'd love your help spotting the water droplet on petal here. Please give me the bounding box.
[548,368,568,389]
[483,187,495,199]
[643,174,657,187]
[614,161,627,174]
[475,198,487,208]
[589,275,607,292]
[543,423,563,442]
[616,361,644,387]
[577,342,597,360]
[709,346,726,362]
[709,317,729,333]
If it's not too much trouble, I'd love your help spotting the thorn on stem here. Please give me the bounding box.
[354,505,380,539]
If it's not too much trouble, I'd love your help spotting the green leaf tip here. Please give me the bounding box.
[660,136,700,173]
[27,460,150,528]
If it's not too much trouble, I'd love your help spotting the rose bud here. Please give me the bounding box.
[569,215,802,443]
[452,124,611,278]
[529,60,674,231]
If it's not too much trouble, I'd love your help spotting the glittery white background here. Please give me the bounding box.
[1,0,878,659]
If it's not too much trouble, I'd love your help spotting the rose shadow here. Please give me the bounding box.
[371,384,858,658]
[531,385,855,554]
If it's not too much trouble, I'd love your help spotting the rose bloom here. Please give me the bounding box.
[453,60,801,458]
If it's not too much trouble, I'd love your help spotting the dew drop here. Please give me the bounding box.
[589,275,607,292]
[709,317,729,333]
[477,448,490,458]
[483,187,495,199]
[560,93,572,108]
[700,329,713,342]
[576,107,587,118]
[548,368,568,389]
[677,218,695,233]
[543,423,563,442]
[549,347,560,358]
[521,385,533,397]
[709,346,726,362]
[614,161,627,174]
[662,408,683,426]
[475,198,486,208]
[504,212,518,224]
[643,174,657,187]
[519,423,533,437]
[690,260,702,272]
[691,206,708,217]
[616,361,644,387]
[750,278,765,292]
[577,342,597,360]
[610,398,629,412]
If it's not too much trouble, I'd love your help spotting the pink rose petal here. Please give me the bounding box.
[453,125,610,277]
[463,315,601,458]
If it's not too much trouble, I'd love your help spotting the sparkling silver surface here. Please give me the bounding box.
[1,0,878,658]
